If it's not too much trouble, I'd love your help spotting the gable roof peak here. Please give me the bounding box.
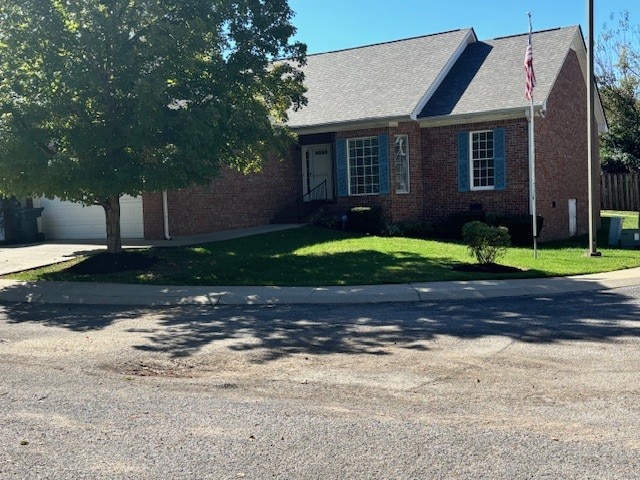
[306,28,476,58]
[418,25,596,124]
[490,26,565,42]
[287,28,477,130]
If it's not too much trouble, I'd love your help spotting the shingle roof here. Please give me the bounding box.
[287,25,594,131]
[286,29,475,129]
[418,26,581,119]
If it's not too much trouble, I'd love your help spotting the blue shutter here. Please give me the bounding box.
[493,128,506,190]
[336,138,348,197]
[457,131,470,192]
[378,134,389,195]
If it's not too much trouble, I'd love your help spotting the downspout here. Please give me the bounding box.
[162,190,172,240]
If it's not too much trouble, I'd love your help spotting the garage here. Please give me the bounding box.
[36,196,144,240]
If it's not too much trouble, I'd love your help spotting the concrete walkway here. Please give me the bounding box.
[1,223,640,306]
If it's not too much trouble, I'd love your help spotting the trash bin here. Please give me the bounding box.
[16,207,44,243]
[0,197,20,244]
[0,210,6,243]
[608,216,624,247]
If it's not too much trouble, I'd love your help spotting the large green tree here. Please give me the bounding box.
[596,10,640,173]
[0,0,306,252]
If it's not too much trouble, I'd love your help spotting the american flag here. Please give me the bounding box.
[524,28,536,101]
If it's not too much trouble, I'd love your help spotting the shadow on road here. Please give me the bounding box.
[2,289,640,363]
[0,303,147,331]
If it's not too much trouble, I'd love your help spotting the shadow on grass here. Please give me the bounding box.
[29,248,543,286]
[3,286,637,363]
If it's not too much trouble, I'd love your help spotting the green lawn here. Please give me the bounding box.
[7,210,640,286]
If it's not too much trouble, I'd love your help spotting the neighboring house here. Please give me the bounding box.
[37,26,606,242]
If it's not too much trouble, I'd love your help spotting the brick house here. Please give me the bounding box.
[282,25,606,242]
[37,26,606,241]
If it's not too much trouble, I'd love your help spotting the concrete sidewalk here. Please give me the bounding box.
[1,223,640,306]
[0,267,639,306]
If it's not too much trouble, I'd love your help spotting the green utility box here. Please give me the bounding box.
[620,229,640,249]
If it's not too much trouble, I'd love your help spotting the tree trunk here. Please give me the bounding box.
[102,195,122,254]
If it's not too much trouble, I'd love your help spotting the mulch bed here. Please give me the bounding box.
[67,252,159,275]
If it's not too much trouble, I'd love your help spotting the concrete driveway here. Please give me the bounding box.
[0,241,108,275]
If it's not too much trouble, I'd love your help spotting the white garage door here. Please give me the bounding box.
[37,196,144,240]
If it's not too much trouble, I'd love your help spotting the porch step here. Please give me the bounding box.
[270,200,333,224]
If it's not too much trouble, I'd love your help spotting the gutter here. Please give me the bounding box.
[418,106,542,128]
[291,116,412,136]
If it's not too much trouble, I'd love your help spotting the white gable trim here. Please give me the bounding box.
[292,116,411,136]
[410,29,478,121]
[418,107,534,128]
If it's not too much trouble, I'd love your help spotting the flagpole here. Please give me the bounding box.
[529,91,537,258]
[527,12,538,258]
[586,0,600,256]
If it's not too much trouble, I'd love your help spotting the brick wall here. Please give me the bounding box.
[142,150,301,239]
[421,118,530,222]
[419,49,596,242]
[388,122,426,222]
[534,48,600,241]
[334,123,425,222]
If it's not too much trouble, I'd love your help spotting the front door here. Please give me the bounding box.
[302,144,333,201]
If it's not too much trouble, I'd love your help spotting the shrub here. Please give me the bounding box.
[485,213,543,246]
[402,221,437,238]
[441,210,486,239]
[381,221,436,238]
[314,215,341,230]
[345,206,383,234]
[382,222,403,237]
[462,221,511,265]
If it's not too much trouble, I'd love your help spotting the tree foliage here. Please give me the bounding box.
[596,10,640,173]
[0,0,306,252]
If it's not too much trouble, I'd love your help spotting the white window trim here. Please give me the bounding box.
[347,136,380,196]
[469,130,495,192]
[394,134,410,194]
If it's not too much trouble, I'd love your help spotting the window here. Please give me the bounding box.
[394,135,409,193]
[348,137,380,195]
[470,130,495,190]
[457,128,505,192]
[336,135,389,197]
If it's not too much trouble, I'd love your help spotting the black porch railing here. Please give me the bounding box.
[296,180,328,223]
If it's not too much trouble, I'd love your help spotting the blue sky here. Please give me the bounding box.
[289,0,639,54]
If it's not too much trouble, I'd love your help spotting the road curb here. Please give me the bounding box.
[1,268,640,306]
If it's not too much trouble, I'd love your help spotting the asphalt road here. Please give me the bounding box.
[1,287,640,479]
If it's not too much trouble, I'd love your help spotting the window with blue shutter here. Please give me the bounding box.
[378,134,389,195]
[461,128,507,191]
[493,128,506,190]
[339,134,389,196]
[335,138,348,197]
[458,131,470,192]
